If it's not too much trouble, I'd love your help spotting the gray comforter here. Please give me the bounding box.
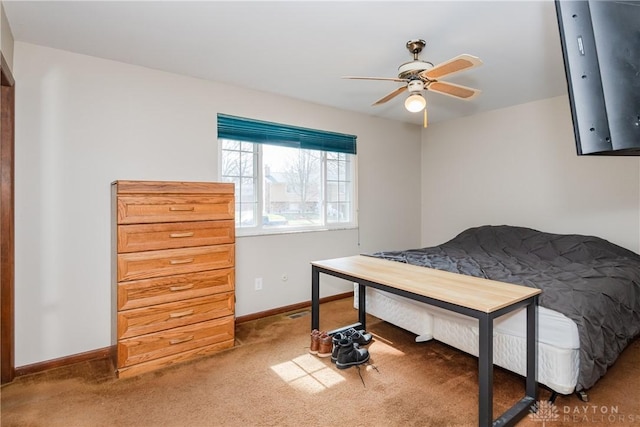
[370,225,640,391]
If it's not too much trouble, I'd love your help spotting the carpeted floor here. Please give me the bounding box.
[1,298,639,426]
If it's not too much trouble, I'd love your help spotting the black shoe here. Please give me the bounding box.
[344,328,373,346]
[335,337,370,369]
[330,333,343,363]
[331,333,361,363]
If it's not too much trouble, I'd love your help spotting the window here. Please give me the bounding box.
[218,114,357,235]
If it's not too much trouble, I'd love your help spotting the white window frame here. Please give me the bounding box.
[218,139,358,237]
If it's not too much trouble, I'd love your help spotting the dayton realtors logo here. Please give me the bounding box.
[529,400,560,426]
[530,401,639,424]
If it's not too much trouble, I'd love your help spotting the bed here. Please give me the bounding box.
[359,225,640,396]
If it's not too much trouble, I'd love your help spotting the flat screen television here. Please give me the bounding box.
[555,0,640,155]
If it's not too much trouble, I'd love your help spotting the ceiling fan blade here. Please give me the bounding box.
[421,54,483,80]
[342,76,407,82]
[372,86,408,106]
[427,81,481,100]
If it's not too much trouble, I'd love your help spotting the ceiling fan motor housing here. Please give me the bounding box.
[398,61,434,79]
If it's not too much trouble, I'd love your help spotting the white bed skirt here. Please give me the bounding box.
[354,285,579,395]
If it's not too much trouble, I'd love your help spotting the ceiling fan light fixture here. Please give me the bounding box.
[405,93,426,113]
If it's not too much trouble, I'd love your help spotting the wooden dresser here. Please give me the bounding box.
[111,180,235,378]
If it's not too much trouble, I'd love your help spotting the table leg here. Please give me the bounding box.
[526,297,538,399]
[358,283,366,331]
[311,266,320,331]
[478,314,493,427]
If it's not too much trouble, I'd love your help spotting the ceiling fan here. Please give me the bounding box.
[343,39,483,127]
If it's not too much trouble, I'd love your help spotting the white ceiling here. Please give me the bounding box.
[2,0,569,126]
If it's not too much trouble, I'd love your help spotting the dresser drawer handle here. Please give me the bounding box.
[169,206,195,212]
[169,283,194,292]
[169,335,194,345]
[169,232,195,238]
[169,309,194,318]
[170,258,194,265]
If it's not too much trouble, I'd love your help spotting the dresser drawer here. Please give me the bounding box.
[117,244,234,282]
[116,341,235,378]
[117,268,234,311]
[118,316,234,368]
[117,195,234,224]
[117,220,234,253]
[118,292,234,339]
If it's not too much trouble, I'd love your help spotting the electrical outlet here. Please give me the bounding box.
[255,278,263,291]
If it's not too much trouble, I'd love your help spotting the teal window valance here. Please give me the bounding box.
[217,113,357,155]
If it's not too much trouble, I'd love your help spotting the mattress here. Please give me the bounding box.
[355,285,580,394]
[369,225,640,391]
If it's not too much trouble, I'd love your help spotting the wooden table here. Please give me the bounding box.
[311,255,541,427]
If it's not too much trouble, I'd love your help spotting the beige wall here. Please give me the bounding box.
[13,41,422,366]
[13,39,640,368]
[0,2,14,69]
[421,95,640,252]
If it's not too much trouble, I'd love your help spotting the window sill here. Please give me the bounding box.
[236,225,358,238]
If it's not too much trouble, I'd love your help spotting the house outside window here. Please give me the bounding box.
[218,114,357,236]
